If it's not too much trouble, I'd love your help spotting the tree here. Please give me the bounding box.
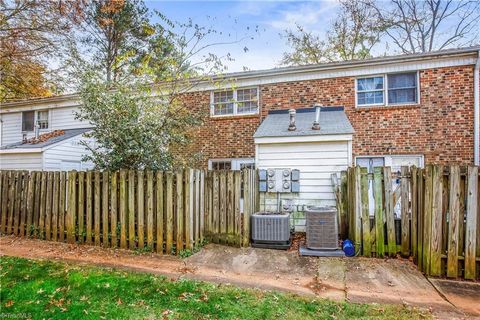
[0,0,84,101]
[76,71,200,170]
[74,0,163,84]
[281,0,381,66]
[368,0,480,53]
[76,14,249,170]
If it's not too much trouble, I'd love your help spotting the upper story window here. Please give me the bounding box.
[22,111,35,131]
[21,110,49,131]
[37,110,49,129]
[211,87,259,116]
[356,72,418,107]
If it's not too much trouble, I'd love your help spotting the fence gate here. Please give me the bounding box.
[334,165,479,280]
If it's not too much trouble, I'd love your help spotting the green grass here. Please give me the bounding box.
[0,256,431,320]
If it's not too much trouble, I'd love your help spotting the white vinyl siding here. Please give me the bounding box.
[0,153,43,170]
[50,106,91,130]
[0,106,91,147]
[42,135,94,171]
[256,140,351,231]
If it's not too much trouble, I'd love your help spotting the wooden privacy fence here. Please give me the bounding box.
[0,169,257,254]
[204,169,257,247]
[334,165,480,280]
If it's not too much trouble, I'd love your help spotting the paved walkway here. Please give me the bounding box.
[1,236,476,319]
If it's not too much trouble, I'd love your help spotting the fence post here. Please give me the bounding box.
[156,171,164,254]
[184,169,192,251]
[0,171,9,233]
[383,167,396,256]
[111,171,118,248]
[410,166,418,261]
[137,171,144,249]
[422,165,433,275]
[66,171,77,244]
[165,172,173,254]
[416,168,424,271]
[146,170,154,250]
[400,166,410,257]
[94,171,101,246]
[128,170,135,250]
[447,165,461,278]
[102,171,109,247]
[176,170,184,252]
[77,172,84,243]
[430,165,443,276]
[465,166,478,280]
[373,167,384,258]
[119,170,127,249]
[354,167,362,252]
[360,167,371,256]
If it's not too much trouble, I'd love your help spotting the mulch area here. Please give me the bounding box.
[288,232,306,252]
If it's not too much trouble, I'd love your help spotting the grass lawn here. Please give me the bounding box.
[0,256,431,320]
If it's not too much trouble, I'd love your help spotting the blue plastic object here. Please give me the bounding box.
[343,239,355,257]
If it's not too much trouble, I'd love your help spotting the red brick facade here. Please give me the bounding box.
[182,65,477,168]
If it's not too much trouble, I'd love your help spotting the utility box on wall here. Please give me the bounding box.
[258,168,300,193]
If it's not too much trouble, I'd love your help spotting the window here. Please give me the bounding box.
[211,87,258,116]
[210,160,232,170]
[388,73,417,104]
[37,110,49,129]
[356,72,419,107]
[357,76,384,106]
[356,155,424,217]
[22,111,35,131]
[209,158,255,170]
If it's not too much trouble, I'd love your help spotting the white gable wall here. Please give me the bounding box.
[43,134,95,171]
[256,138,352,231]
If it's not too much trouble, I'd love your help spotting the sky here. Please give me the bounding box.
[146,0,340,72]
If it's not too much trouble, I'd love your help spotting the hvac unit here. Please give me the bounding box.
[251,212,291,249]
[305,206,338,250]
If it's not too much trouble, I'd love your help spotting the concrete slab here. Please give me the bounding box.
[185,244,320,296]
[429,279,480,317]
[344,257,458,314]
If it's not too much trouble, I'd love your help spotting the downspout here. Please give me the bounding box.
[474,50,480,165]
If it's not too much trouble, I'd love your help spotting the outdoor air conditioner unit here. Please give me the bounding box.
[305,206,338,250]
[251,212,291,249]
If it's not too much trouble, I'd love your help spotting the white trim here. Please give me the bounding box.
[347,140,353,166]
[210,86,259,117]
[355,71,420,108]
[355,154,425,168]
[254,134,353,144]
[208,157,255,170]
[0,148,43,154]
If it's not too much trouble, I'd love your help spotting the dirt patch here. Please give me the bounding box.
[345,257,464,319]
[0,236,318,296]
[429,279,480,317]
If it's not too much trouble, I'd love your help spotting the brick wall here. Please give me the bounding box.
[181,65,477,167]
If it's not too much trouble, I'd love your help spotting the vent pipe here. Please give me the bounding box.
[312,104,321,130]
[288,109,296,131]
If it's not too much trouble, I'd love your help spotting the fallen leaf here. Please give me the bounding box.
[117,298,122,305]
[5,300,14,307]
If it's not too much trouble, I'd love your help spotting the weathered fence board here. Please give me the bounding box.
[338,165,479,280]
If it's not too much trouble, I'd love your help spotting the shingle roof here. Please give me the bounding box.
[253,107,354,138]
[1,128,92,150]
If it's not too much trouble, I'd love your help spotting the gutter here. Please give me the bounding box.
[475,50,480,165]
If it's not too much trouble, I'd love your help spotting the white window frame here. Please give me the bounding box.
[355,74,385,107]
[208,158,255,170]
[355,154,424,169]
[355,71,420,108]
[36,110,49,130]
[210,87,259,117]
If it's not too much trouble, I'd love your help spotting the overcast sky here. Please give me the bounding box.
[146,0,340,72]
